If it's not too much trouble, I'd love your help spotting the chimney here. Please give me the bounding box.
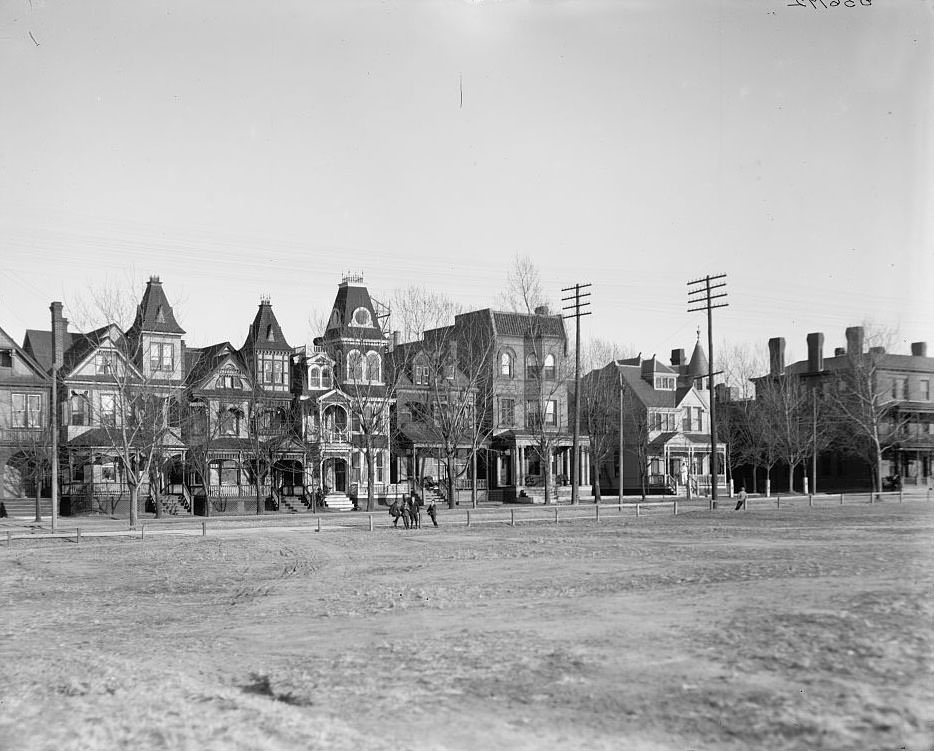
[534,304,550,316]
[391,330,401,350]
[869,346,886,355]
[834,347,846,357]
[768,337,785,376]
[670,348,686,367]
[50,301,67,369]
[806,332,824,373]
[714,382,731,404]
[845,326,864,356]
[911,342,928,357]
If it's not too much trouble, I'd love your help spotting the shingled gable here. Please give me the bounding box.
[26,324,130,377]
[185,342,251,390]
[240,299,293,356]
[127,276,185,336]
[0,325,50,381]
[323,279,385,342]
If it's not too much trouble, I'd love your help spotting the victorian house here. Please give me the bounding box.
[583,337,724,497]
[0,324,51,515]
[23,278,188,515]
[297,275,392,511]
[183,297,308,514]
[433,306,591,503]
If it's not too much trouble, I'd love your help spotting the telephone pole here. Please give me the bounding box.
[562,282,591,505]
[687,273,728,509]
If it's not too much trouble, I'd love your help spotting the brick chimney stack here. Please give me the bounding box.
[670,349,686,367]
[911,342,928,357]
[768,337,785,376]
[50,301,67,369]
[806,332,824,373]
[845,326,865,356]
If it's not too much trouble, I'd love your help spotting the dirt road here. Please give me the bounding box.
[1,504,932,750]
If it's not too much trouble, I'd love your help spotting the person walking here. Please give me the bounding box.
[426,499,438,527]
[734,486,747,511]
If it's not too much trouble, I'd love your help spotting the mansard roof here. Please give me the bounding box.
[323,279,385,341]
[241,299,293,355]
[128,276,185,336]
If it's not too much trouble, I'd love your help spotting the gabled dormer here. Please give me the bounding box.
[126,276,186,382]
[640,356,677,391]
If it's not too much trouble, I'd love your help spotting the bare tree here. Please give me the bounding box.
[827,329,909,492]
[7,425,53,522]
[497,254,551,315]
[390,286,462,343]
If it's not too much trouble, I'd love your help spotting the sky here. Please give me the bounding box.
[1,0,931,369]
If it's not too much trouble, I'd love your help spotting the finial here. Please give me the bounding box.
[696,326,701,342]
[260,294,271,305]
[149,274,161,284]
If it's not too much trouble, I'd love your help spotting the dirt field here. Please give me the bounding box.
[1,504,932,751]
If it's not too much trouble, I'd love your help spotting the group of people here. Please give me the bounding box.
[389,494,438,529]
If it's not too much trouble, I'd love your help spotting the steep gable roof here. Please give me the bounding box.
[128,276,185,336]
[185,342,249,388]
[241,300,293,355]
[0,325,50,381]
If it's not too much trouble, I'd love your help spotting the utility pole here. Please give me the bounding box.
[687,273,728,509]
[812,388,818,495]
[562,282,591,505]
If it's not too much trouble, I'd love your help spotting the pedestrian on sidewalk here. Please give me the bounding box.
[426,499,438,527]
[734,486,747,511]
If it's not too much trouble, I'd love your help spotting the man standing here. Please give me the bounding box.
[734,486,747,511]
[426,499,438,527]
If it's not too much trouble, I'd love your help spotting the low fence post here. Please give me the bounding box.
[76,527,81,544]
[368,514,373,532]
[140,524,145,541]
[776,495,781,509]
[808,494,813,508]
[510,510,515,527]
[466,510,471,527]
[840,493,845,505]
[595,505,600,523]
[899,490,903,503]
[636,503,641,517]
[316,517,321,532]
[554,507,559,524]
[202,521,207,536]
[6,530,10,546]
[673,500,678,515]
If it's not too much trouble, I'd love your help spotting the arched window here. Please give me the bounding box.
[500,351,513,378]
[526,353,540,379]
[329,309,342,328]
[543,354,556,380]
[321,366,332,389]
[365,351,381,382]
[347,350,364,380]
[351,307,372,327]
[308,366,321,389]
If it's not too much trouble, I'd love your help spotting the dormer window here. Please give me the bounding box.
[266,325,275,342]
[655,376,675,390]
[309,366,321,389]
[321,366,332,389]
[155,305,166,323]
[330,309,342,328]
[351,307,372,327]
[150,343,175,372]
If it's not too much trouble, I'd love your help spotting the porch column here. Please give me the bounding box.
[517,445,524,485]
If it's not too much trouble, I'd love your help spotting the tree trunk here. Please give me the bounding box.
[470,450,478,509]
[129,485,139,528]
[364,444,376,512]
[765,473,771,498]
[34,488,42,523]
[788,463,794,494]
[543,449,553,505]
[875,444,884,493]
[446,454,456,510]
[594,470,602,503]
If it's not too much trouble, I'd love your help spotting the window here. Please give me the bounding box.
[376,451,385,483]
[365,351,381,381]
[259,353,287,386]
[543,354,556,380]
[70,393,89,426]
[694,407,703,432]
[652,411,676,431]
[99,394,117,426]
[149,343,174,372]
[655,376,675,390]
[526,400,539,428]
[218,374,242,390]
[500,351,513,378]
[526,353,540,379]
[414,365,430,385]
[320,366,331,388]
[922,379,930,401]
[346,350,363,380]
[12,393,42,428]
[308,366,321,389]
[499,398,515,427]
[351,307,372,327]
[0,349,12,368]
[96,351,115,374]
[544,399,557,426]
[893,378,908,400]
[219,406,241,436]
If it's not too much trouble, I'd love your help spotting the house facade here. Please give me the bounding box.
[583,339,725,496]
[751,326,934,491]
[0,326,51,512]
